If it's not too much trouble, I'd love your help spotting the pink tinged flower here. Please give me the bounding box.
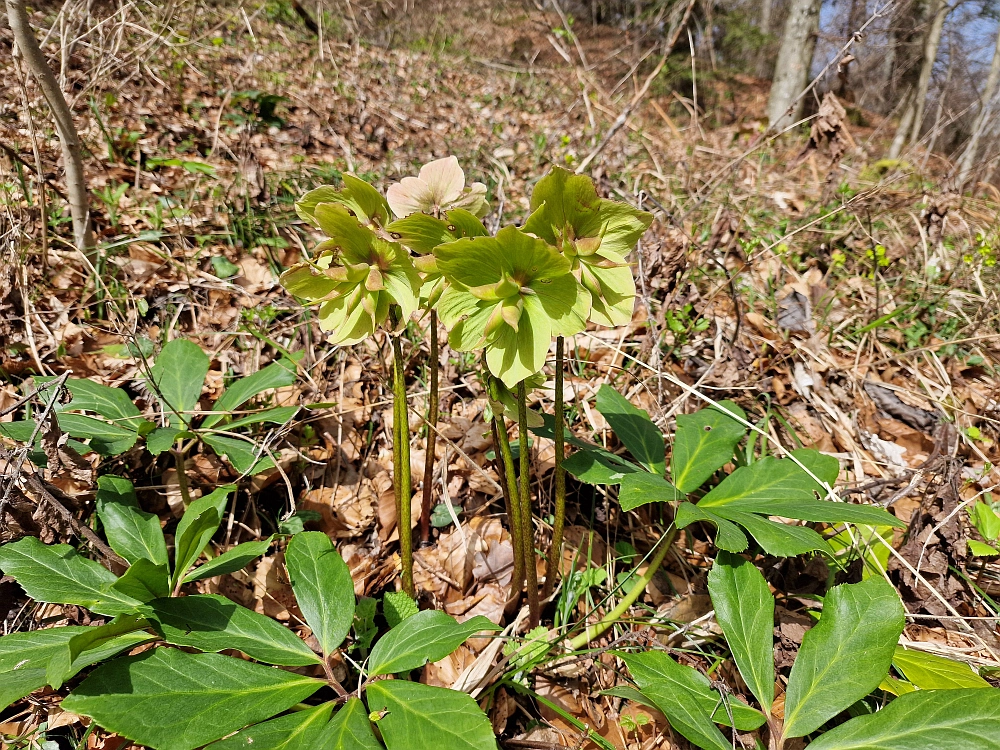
[386,156,488,218]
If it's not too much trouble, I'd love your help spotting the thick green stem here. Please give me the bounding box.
[568,525,676,650]
[171,444,192,508]
[487,375,525,602]
[543,336,566,599]
[390,322,414,597]
[419,311,438,544]
[517,380,540,628]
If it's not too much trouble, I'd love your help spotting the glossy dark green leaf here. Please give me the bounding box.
[594,385,665,475]
[1,625,150,709]
[716,510,830,556]
[675,502,749,552]
[203,434,274,475]
[561,448,641,485]
[285,531,355,657]
[202,359,297,429]
[149,339,209,427]
[46,614,150,688]
[707,552,774,711]
[805,688,1000,750]
[62,649,324,750]
[1,668,47,711]
[368,610,499,677]
[365,681,496,750]
[206,703,334,749]
[55,413,138,455]
[618,471,683,512]
[146,594,320,666]
[0,536,142,616]
[671,401,746,493]
[109,559,170,602]
[618,651,765,750]
[698,450,904,528]
[145,426,183,455]
[172,485,235,586]
[62,378,146,431]
[96,475,168,567]
[318,697,384,749]
[184,536,274,583]
[783,576,905,738]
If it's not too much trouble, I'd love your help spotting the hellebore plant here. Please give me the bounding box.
[385,157,490,545]
[280,160,651,624]
[281,180,421,595]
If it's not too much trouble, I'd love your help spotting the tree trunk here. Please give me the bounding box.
[767,0,822,129]
[6,0,94,261]
[756,0,774,78]
[889,0,949,157]
[957,25,1000,186]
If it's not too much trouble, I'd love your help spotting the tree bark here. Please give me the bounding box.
[957,25,1000,186]
[6,0,94,261]
[766,0,822,129]
[889,0,949,157]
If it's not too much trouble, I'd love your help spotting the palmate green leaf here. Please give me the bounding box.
[618,471,684,511]
[95,475,168,567]
[319,697,384,749]
[145,426,184,455]
[891,646,992,689]
[594,385,665,475]
[561,448,641,485]
[145,594,320,666]
[285,531,355,657]
[203,359,298,429]
[62,378,148,432]
[206,703,334,750]
[675,502,750,553]
[617,650,765,750]
[1,626,87,708]
[149,339,209,428]
[1,668,48,711]
[203,434,274,475]
[365,681,496,750]
[697,450,905,528]
[110,559,170,601]
[718,510,830,556]
[172,485,236,586]
[0,536,142,616]
[707,553,775,712]
[62,649,324,750]
[184,536,275,583]
[671,401,746,493]
[55,413,138,455]
[368,610,499,677]
[296,176,391,229]
[782,576,905,738]
[46,614,150,688]
[805,688,1000,750]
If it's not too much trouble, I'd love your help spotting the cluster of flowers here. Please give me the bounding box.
[280,157,652,387]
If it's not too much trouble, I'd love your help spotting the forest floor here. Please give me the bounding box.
[1,1,999,748]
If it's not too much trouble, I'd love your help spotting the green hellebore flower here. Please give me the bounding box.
[280,203,420,346]
[386,209,490,307]
[434,226,590,387]
[295,174,392,230]
[524,166,652,327]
